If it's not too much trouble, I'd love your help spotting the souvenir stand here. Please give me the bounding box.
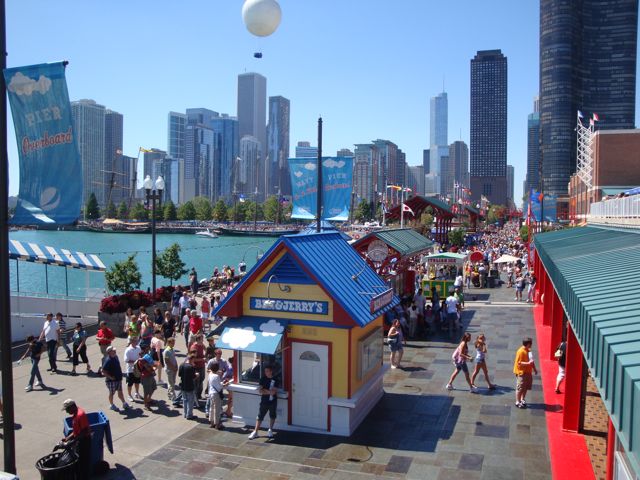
[213,232,399,436]
[421,252,467,298]
[351,228,433,296]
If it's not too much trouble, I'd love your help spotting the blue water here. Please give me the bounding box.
[9,230,276,297]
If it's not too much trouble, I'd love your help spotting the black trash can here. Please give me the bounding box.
[487,276,496,288]
[35,445,78,480]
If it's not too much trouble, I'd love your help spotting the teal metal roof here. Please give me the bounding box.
[534,226,640,474]
[357,228,433,257]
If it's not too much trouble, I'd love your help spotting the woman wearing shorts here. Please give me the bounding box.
[387,319,404,369]
[446,333,477,392]
[470,333,496,390]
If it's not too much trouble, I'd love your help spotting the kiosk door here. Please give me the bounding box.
[292,342,328,430]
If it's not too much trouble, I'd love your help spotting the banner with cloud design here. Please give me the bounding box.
[4,62,82,224]
[288,156,353,221]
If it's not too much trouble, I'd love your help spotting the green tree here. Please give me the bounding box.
[192,196,213,221]
[129,202,148,220]
[155,243,188,286]
[177,201,196,220]
[244,200,263,222]
[213,199,228,222]
[448,228,465,247]
[487,204,507,225]
[354,199,371,223]
[105,200,117,219]
[420,212,434,229]
[116,201,128,220]
[227,202,246,223]
[163,200,177,221]
[85,193,101,220]
[263,196,279,222]
[105,254,142,294]
[519,225,529,242]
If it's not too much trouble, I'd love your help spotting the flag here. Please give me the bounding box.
[239,194,246,203]
[4,62,82,225]
[382,202,389,214]
[115,148,123,155]
[577,110,584,119]
[402,203,415,216]
[139,147,153,153]
[589,118,594,127]
[592,113,599,122]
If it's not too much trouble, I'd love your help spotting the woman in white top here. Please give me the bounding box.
[470,333,496,390]
[208,363,224,430]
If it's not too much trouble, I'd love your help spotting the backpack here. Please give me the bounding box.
[132,359,143,379]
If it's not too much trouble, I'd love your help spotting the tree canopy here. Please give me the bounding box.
[85,193,101,220]
[105,254,142,294]
[155,243,188,285]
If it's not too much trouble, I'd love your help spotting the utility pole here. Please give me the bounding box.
[316,117,322,233]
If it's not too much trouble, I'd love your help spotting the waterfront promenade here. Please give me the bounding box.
[3,278,550,479]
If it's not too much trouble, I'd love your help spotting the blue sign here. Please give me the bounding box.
[530,189,557,223]
[4,62,82,225]
[288,156,353,221]
[250,297,329,315]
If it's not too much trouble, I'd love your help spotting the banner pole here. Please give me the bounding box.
[0,0,17,473]
[316,117,322,233]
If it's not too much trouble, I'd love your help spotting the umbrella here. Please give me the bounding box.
[493,254,520,264]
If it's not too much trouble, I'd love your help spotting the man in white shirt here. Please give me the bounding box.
[39,312,60,373]
[445,292,460,339]
[123,338,142,401]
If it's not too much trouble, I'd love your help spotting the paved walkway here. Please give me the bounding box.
[127,279,551,480]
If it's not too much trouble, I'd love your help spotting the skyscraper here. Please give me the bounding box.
[237,73,267,199]
[353,144,381,209]
[168,112,186,161]
[71,99,106,206]
[444,140,469,198]
[267,96,290,197]
[209,114,239,202]
[295,141,317,158]
[526,97,540,195]
[506,165,515,203]
[430,92,448,194]
[470,49,508,205]
[539,0,638,196]
[239,136,261,197]
[104,109,123,207]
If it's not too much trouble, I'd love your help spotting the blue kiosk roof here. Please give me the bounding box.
[215,232,399,327]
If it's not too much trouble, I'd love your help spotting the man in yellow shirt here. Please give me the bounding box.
[513,337,538,408]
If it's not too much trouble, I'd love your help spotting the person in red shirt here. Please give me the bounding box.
[200,296,211,332]
[96,321,115,374]
[188,312,203,346]
[62,398,91,478]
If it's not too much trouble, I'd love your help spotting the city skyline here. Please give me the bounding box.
[5,1,640,207]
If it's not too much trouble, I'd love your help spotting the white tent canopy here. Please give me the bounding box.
[493,254,520,264]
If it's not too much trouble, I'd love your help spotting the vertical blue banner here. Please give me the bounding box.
[4,62,82,225]
[323,156,352,221]
[288,157,318,219]
[530,189,557,223]
[288,156,353,221]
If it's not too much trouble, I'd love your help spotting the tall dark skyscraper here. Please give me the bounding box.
[526,97,540,195]
[104,109,123,207]
[539,0,638,196]
[267,96,290,197]
[470,49,508,205]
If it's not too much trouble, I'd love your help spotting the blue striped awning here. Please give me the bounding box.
[9,239,106,271]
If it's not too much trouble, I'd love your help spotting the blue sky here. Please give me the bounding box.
[6,1,640,205]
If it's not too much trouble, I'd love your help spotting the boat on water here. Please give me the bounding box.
[87,219,150,233]
[218,226,299,237]
[195,228,218,238]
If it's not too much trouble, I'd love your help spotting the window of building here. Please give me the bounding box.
[238,349,284,387]
[357,327,383,380]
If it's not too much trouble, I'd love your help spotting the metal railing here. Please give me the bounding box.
[589,195,640,226]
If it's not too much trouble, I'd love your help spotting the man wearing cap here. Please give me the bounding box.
[38,312,60,373]
[102,346,129,412]
[61,399,91,478]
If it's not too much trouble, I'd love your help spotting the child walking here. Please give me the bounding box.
[446,333,477,392]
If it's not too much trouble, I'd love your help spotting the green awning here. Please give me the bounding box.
[534,226,640,474]
[600,187,634,196]
[358,228,433,257]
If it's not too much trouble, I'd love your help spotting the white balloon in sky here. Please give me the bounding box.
[242,0,282,37]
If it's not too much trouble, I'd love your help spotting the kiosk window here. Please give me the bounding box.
[239,350,284,386]
[358,327,383,380]
[299,351,320,362]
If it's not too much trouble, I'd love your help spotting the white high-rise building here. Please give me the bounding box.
[72,99,106,206]
[429,91,448,194]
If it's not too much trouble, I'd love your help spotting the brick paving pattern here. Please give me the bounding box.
[128,280,552,480]
[583,375,608,480]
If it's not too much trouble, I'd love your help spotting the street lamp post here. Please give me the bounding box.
[144,175,165,295]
